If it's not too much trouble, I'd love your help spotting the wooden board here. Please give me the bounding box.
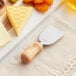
[0,0,13,16]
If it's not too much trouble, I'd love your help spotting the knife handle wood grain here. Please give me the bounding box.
[21,42,43,64]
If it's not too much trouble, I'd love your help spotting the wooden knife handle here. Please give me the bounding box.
[21,42,43,64]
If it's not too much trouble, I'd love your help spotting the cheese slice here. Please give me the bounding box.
[0,21,11,47]
[6,6,33,35]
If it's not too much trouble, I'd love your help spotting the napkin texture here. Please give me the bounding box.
[0,15,76,76]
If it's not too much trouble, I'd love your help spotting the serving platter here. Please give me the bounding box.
[0,0,63,60]
[54,4,76,30]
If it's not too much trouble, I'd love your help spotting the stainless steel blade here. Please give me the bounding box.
[39,25,64,45]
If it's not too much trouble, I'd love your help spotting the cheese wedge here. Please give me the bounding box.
[6,6,33,35]
[0,21,11,47]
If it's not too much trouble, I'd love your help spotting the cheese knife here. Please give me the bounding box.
[20,25,64,64]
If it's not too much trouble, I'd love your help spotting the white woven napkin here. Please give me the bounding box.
[0,15,76,76]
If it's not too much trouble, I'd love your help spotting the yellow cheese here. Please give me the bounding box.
[0,21,11,47]
[6,6,33,35]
